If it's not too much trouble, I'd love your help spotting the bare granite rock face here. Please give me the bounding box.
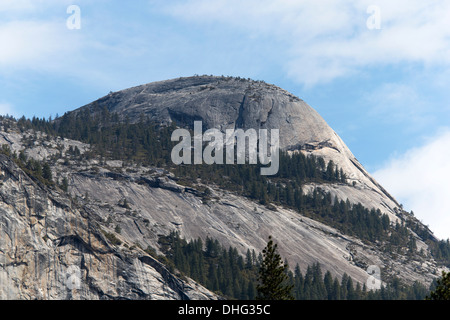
[78,76,341,150]
[0,154,217,300]
[75,76,401,222]
[0,76,446,300]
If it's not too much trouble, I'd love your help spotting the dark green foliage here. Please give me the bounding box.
[0,144,54,187]
[101,230,122,246]
[52,109,175,166]
[256,236,294,300]
[157,232,259,299]
[156,232,431,300]
[427,271,450,300]
[3,113,450,265]
[14,112,394,244]
[42,162,52,182]
[7,113,449,260]
[0,113,446,300]
[60,177,69,192]
[426,239,450,267]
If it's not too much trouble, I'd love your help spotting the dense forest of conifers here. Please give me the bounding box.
[0,111,449,283]
[7,111,450,264]
[149,231,432,300]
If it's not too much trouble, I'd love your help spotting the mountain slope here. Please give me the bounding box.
[75,75,401,223]
[0,75,448,299]
[0,146,216,300]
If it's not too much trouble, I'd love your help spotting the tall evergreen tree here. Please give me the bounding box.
[427,271,450,300]
[42,162,53,182]
[256,236,294,300]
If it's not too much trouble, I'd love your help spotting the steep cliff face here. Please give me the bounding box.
[0,152,216,300]
[0,76,446,299]
[0,129,442,296]
[76,76,401,222]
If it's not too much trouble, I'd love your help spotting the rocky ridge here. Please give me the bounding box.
[0,134,216,299]
[0,76,447,299]
[77,76,402,223]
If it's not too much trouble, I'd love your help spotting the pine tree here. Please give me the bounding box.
[256,236,294,300]
[427,271,450,300]
[245,249,253,269]
[61,177,69,192]
[324,270,334,300]
[42,162,53,182]
[293,264,304,299]
[332,278,341,300]
[207,263,219,291]
[247,280,256,300]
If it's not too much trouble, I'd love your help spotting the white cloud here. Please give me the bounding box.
[362,82,436,129]
[0,7,128,89]
[163,0,450,87]
[0,20,70,68]
[0,2,171,88]
[373,128,450,240]
[0,0,35,12]
[3,1,450,89]
[0,1,89,76]
[0,0,72,13]
[0,102,16,117]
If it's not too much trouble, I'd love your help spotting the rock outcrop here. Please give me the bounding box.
[76,76,401,222]
[0,76,446,299]
[0,153,216,300]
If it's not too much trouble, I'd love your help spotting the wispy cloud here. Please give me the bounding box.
[0,0,36,12]
[373,128,450,240]
[362,82,435,130]
[163,0,450,87]
[0,19,79,70]
[3,1,450,89]
[0,102,16,117]
[0,2,139,90]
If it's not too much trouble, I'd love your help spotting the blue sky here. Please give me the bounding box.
[1,0,450,239]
